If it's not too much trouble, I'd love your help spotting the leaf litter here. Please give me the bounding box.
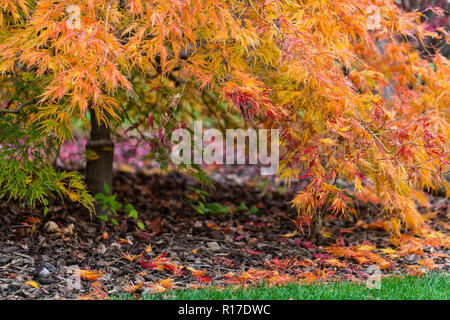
[0,169,448,299]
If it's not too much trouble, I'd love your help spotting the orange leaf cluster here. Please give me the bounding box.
[326,244,392,270]
[140,253,183,276]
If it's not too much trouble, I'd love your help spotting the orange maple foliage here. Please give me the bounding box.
[0,0,448,236]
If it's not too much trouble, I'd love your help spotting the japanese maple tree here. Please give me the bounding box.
[0,0,448,237]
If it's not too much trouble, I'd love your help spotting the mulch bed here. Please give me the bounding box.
[0,168,449,299]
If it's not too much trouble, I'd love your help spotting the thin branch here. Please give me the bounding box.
[97,2,112,74]
[0,100,35,115]
[247,0,283,37]
[355,116,391,155]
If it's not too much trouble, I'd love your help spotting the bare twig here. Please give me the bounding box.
[0,100,35,115]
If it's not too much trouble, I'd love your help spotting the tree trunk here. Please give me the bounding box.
[85,109,114,215]
[308,212,322,240]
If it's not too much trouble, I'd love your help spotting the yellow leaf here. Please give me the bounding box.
[118,238,133,245]
[325,259,346,268]
[282,230,298,238]
[354,176,362,193]
[354,244,376,252]
[380,247,397,256]
[25,280,39,289]
[320,138,337,146]
[320,229,332,238]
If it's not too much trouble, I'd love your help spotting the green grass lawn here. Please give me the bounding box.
[113,273,449,300]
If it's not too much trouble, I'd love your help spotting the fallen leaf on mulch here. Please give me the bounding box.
[25,280,39,289]
[124,282,144,293]
[77,270,104,281]
[148,217,163,236]
[148,278,176,292]
[242,248,261,255]
[122,252,142,262]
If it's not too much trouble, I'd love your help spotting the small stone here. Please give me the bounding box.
[87,226,97,234]
[43,262,57,272]
[207,242,221,251]
[37,267,51,278]
[44,221,60,233]
[193,221,203,228]
[33,262,57,284]
[404,254,419,265]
